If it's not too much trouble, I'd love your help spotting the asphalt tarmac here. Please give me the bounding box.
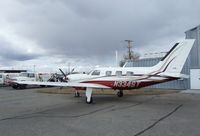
[0,87,200,136]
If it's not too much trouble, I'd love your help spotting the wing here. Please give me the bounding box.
[14,81,111,89]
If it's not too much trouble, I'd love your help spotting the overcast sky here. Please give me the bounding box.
[0,0,200,72]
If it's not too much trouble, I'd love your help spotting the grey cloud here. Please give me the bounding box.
[1,0,200,66]
[0,38,40,62]
[59,1,116,19]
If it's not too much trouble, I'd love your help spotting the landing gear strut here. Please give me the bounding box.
[117,90,123,97]
[74,91,80,97]
[85,88,93,104]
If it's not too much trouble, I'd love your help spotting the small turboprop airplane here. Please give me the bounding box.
[13,39,195,104]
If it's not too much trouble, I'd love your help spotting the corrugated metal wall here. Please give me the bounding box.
[185,25,200,69]
[124,25,200,89]
[185,25,200,89]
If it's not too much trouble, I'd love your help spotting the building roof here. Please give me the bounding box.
[0,70,27,73]
[185,24,200,33]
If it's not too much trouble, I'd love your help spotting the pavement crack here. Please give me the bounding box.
[133,104,183,136]
[0,105,115,121]
[0,96,156,121]
[107,96,156,112]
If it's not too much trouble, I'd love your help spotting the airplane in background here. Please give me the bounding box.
[13,39,195,104]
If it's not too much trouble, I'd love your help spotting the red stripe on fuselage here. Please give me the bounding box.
[81,78,176,90]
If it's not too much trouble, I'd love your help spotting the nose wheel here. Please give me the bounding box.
[117,90,123,97]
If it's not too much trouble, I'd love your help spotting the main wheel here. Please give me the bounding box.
[86,97,93,104]
[117,90,123,97]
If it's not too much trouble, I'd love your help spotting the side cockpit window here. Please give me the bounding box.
[106,71,112,76]
[126,71,134,76]
[91,70,100,76]
[115,71,122,76]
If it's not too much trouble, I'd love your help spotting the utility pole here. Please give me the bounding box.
[124,40,133,60]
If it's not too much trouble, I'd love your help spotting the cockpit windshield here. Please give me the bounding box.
[91,70,100,76]
[87,70,94,75]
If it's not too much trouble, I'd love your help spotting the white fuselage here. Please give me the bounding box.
[66,66,174,90]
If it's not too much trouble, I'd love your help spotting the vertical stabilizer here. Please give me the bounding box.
[153,39,195,74]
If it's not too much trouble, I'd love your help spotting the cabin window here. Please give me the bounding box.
[20,73,28,77]
[115,71,122,76]
[28,73,35,78]
[0,75,2,78]
[91,70,100,76]
[106,71,112,76]
[126,71,134,76]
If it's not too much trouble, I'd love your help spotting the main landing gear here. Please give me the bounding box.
[74,88,93,104]
[83,89,123,104]
[84,88,123,104]
[85,88,93,104]
[85,97,93,104]
[117,90,123,97]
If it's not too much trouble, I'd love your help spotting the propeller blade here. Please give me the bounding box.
[59,68,67,77]
[71,68,75,74]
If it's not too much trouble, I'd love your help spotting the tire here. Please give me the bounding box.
[117,90,123,97]
[86,97,93,104]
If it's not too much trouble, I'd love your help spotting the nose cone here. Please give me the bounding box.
[66,75,72,81]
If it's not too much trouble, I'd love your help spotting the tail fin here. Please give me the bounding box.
[152,39,195,74]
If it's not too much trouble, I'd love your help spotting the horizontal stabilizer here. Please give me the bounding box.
[159,72,189,78]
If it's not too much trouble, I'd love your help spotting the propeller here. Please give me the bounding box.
[59,68,67,77]
[59,68,75,82]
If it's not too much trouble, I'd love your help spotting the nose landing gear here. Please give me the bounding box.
[74,91,80,97]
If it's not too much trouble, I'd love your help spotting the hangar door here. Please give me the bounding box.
[190,69,200,89]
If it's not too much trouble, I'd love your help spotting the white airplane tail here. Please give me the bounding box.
[152,39,195,76]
